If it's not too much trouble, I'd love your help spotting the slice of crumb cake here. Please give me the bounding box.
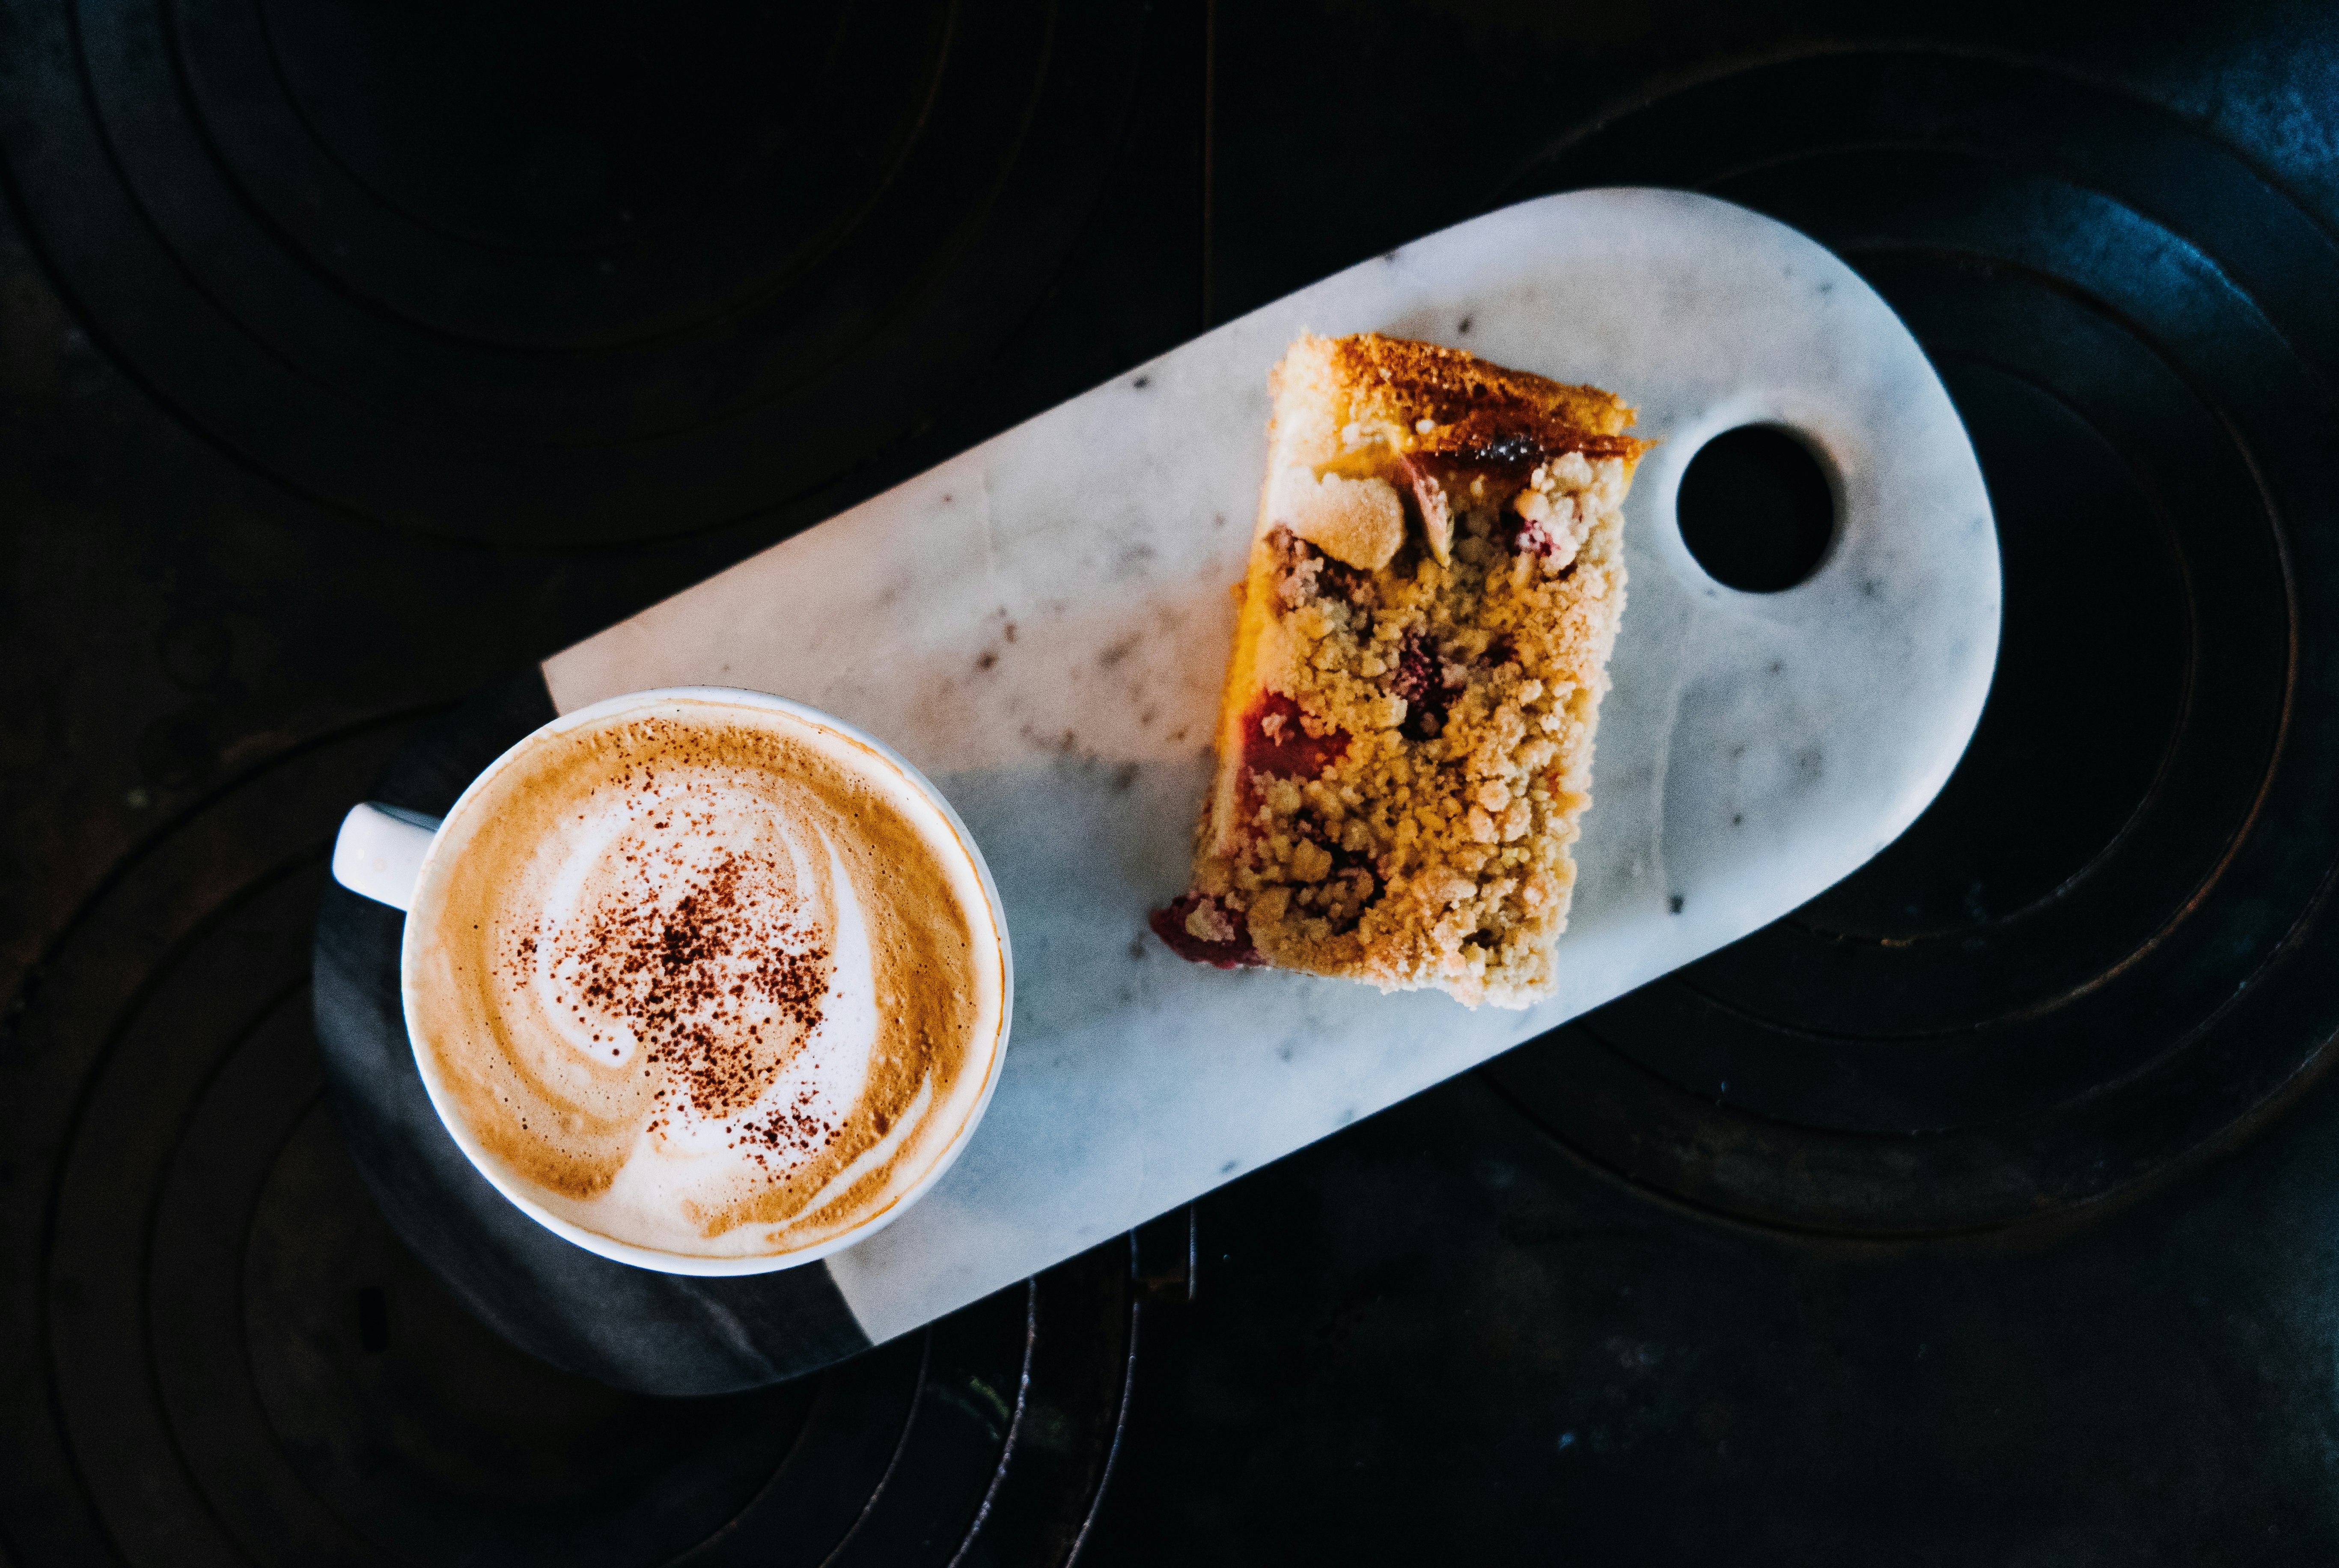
[1152,331,1650,1009]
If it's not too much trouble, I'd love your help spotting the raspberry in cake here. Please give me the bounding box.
[1151,332,1650,1007]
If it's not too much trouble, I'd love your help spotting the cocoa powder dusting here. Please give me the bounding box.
[500,823,840,1162]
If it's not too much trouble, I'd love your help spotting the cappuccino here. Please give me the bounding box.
[402,693,1006,1263]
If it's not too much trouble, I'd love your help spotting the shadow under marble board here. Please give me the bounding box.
[313,189,1998,1393]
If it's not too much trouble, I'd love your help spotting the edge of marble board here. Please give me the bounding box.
[542,188,2000,1343]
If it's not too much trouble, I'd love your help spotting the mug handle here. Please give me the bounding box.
[331,803,443,912]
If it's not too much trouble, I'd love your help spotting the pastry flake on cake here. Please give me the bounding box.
[1151,331,1650,1009]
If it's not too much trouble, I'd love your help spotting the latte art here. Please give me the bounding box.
[510,778,866,1158]
[404,696,1004,1261]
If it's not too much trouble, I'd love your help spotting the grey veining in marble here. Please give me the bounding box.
[542,189,1999,1344]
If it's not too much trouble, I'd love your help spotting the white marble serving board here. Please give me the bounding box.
[544,189,1999,1344]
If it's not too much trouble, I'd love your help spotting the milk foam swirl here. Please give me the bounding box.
[404,698,1002,1262]
[511,777,879,1175]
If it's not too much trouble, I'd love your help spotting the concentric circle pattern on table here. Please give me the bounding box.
[0,715,1136,1564]
[0,0,1144,544]
[1485,50,2339,1234]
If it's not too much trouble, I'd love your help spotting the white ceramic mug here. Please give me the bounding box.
[330,686,1014,1276]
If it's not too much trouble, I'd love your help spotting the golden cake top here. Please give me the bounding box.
[1273,332,1652,477]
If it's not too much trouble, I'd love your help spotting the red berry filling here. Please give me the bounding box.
[1242,691,1348,779]
[1149,894,1265,968]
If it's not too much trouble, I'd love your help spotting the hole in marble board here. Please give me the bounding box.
[1674,425,1836,593]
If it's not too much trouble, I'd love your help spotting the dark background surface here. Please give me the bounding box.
[8,0,2339,1561]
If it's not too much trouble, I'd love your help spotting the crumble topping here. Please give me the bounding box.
[1163,332,1649,1009]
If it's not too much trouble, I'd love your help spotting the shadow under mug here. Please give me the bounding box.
[330,685,1015,1277]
